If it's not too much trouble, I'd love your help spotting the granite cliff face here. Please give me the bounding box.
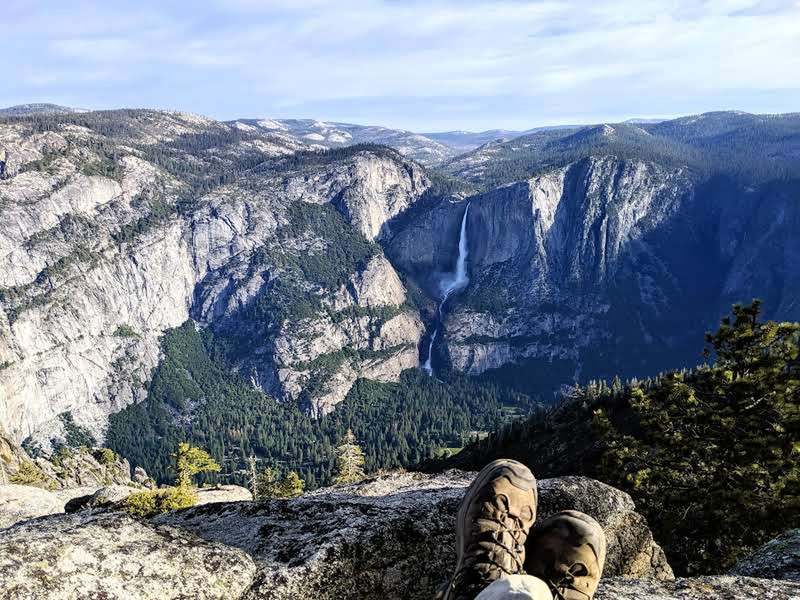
[390,153,800,390]
[446,157,699,384]
[0,112,429,444]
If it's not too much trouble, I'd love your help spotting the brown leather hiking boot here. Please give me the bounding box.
[523,510,606,600]
[439,459,538,600]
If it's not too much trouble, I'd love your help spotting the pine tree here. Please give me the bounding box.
[597,302,800,572]
[173,442,220,488]
[247,455,258,499]
[276,471,305,498]
[333,428,366,485]
[255,466,280,499]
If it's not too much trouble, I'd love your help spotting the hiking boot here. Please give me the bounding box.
[439,459,538,600]
[523,510,606,600]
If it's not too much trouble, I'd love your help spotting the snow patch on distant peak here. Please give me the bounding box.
[304,133,326,142]
[233,122,258,132]
[257,119,288,131]
[327,132,352,143]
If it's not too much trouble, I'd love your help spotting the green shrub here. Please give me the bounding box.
[94,448,117,465]
[255,468,305,499]
[113,325,139,338]
[122,486,197,518]
[10,461,47,486]
[272,471,305,499]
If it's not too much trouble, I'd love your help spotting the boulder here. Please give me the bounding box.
[595,575,800,599]
[0,484,63,529]
[156,470,671,599]
[64,484,141,513]
[537,476,673,580]
[53,486,100,506]
[730,529,800,582]
[133,465,155,488]
[196,485,253,505]
[0,512,256,599]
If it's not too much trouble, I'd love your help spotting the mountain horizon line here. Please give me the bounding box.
[2,102,798,137]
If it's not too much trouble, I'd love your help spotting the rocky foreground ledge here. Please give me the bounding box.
[0,471,797,599]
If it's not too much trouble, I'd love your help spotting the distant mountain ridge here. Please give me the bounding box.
[2,103,794,169]
[0,103,87,117]
[228,117,458,165]
[443,110,800,188]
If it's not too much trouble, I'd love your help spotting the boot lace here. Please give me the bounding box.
[546,563,591,600]
[448,510,529,597]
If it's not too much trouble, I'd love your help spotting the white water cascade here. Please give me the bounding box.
[422,203,471,376]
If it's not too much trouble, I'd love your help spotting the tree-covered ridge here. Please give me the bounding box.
[0,110,433,208]
[106,321,535,489]
[424,301,799,575]
[444,112,800,189]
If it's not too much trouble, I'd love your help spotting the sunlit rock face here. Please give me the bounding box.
[0,113,429,443]
[391,155,800,393]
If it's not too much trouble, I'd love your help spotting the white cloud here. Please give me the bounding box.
[2,0,799,128]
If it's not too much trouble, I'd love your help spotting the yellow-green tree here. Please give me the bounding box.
[255,466,280,499]
[333,428,366,485]
[173,442,220,488]
[255,468,305,499]
[276,471,305,498]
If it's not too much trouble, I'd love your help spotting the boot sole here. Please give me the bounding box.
[443,459,538,600]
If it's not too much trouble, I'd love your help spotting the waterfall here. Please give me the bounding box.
[423,203,470,376]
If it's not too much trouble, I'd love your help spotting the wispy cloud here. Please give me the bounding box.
[1,0,798,130]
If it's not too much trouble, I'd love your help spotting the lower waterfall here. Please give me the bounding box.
[422,202,470,376]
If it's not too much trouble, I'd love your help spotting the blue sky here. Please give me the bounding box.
[3,0,799,131]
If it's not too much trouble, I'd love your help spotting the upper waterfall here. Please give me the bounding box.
[423,202,471,376]
[440,203,471,301]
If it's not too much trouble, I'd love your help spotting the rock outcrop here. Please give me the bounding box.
[731,529,800,582]
[2,470,798,599]
[0,512,256,599]
[536,475,672,580]
[34,447,135,489]
[594,576,800,599]
[156,471,670,598]
[0,484,63,529]
[0,435,149,528]
[196,485,253,505]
